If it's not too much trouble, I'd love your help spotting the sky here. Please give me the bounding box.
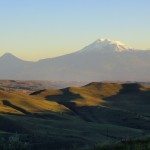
[0,0,150,61]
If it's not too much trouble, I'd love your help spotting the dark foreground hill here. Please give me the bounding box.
[0,82,150,150]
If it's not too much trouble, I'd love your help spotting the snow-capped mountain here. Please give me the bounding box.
[79,38,131,53]
[0,38,150,81]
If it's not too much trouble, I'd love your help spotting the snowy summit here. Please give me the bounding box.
[79,38,131,53]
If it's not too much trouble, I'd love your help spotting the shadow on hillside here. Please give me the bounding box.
[117,83,143,94]
[1,100,73,119]
[30,89,46,95]
[45,88,83,102]
[103,83,150,106]
[119,83,141,93]
[2,100,31,115]
[48,83,150,130]
[45,88,87,119]
[93,83,150,130]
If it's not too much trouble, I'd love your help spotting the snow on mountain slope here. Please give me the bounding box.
[78,38,132,53]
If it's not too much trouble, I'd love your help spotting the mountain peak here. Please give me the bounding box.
[0,53,23,62]
[1,52,15,58]
[96,38,125,45]
[79,38,131,53]
[94,38,130,51]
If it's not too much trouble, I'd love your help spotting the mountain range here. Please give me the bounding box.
[0,38,150,81]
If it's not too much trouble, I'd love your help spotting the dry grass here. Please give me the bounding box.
[0,82,150,150]
[1,82,150,116]
[0,90,69,115]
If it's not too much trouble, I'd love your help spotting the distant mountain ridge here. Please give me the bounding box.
[0,38,150,81]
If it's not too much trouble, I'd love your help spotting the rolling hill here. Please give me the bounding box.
[0,82,150,149]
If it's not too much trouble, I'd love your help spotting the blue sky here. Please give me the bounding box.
[0,0,150,60]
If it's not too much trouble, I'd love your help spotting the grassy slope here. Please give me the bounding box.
[31,83,150,125]
[0,82,150,149]
[0,90,69,115]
